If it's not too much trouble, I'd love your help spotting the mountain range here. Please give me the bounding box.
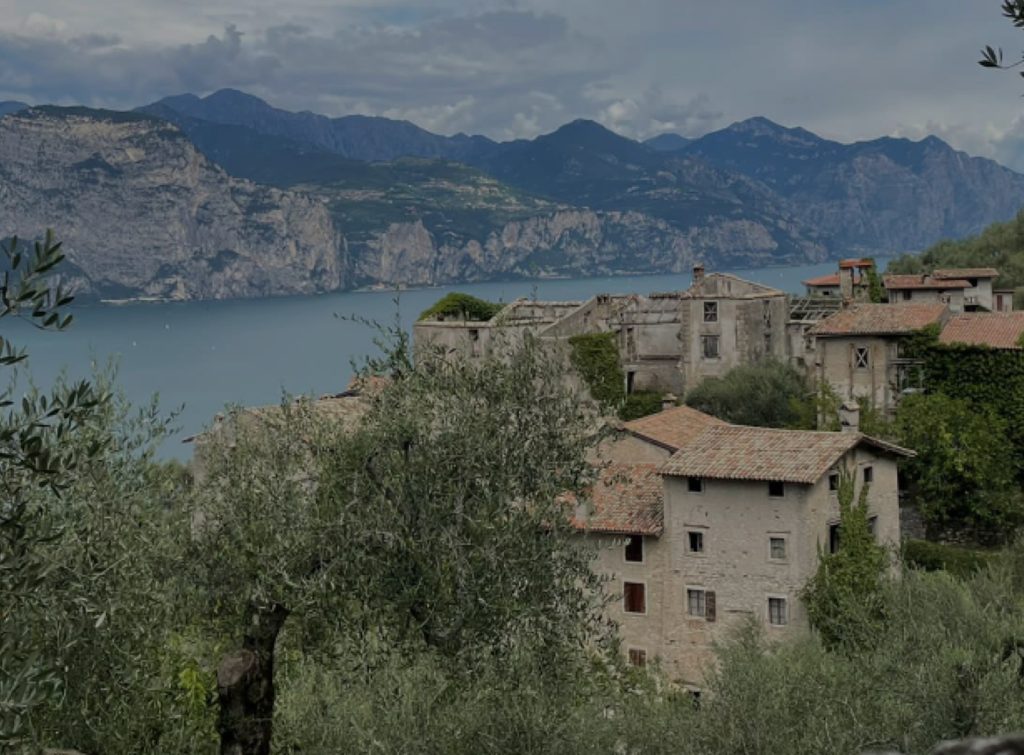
[3,88,1024,300]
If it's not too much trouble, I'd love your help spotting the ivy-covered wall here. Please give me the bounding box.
[922,342,1024,452]
[568,333,625,408]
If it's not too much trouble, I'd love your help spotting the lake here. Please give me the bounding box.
[4,258,887,458]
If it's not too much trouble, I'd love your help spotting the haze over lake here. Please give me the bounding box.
[7,259,886,458]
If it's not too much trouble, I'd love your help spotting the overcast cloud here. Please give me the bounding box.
[3,1,1024,168]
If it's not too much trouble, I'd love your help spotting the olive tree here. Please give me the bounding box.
[189,331,609,755]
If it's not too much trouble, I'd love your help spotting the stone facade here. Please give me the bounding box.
[577,414,907,687]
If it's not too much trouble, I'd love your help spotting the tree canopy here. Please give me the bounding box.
[684,359,814,428]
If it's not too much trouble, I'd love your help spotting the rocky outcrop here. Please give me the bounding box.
[352,209,827,287]
[0,108,346,300]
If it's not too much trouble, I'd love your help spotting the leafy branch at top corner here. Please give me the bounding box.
[979,2,1024,74]
[0,229,77,368]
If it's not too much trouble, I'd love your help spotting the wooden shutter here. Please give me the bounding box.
[705,590,716,622]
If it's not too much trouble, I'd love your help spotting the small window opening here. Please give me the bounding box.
[829,523,841,554]
[628,648,647,667]
[687,588,706,618]
[769,537,787,560]
[687,531,704,553]
[768,597,788,626]
[687,477,704,494]
[701,335,720,359]
[703,301,718,323]
[768,480,785,498]
[828,472,840,492]
[854,347,870,369]
[863,466,873,485]
[624,535,644,563]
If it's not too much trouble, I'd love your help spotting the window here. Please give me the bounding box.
[768,480,785,498]
[687,477,704,494]
[623,582,646,614]
[828,472,840,492]
[703,301,718,323]
[627,648,647,668]
[687,531,705,553]
[863,466,873,485]
[701,335,720,359]
[828,523,841,554]
[468,328,480,357]
[764,333,772,354]
[902,290,912,301]
[868,516,878,539]
[769,537,787,560]
[854,346,870,369]
[687,588,706,618]
[768,597,788,626]
[626,371,636,395]
[624,535,644,563]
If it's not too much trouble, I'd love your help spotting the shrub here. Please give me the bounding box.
[685,359,814,428]
[619,391,664,421]
[418,292,504,322]
[903,539,994,578]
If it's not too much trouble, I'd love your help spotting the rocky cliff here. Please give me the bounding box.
[1,107,826,300]
[0,108,346,300]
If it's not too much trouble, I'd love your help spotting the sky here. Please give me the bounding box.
[4,1,1024,168]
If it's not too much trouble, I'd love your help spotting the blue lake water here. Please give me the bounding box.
[4,258,888,458]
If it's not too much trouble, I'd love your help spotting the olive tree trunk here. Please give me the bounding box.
[216,603,289,755]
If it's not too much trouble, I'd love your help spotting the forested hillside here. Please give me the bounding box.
[888,210,1024,306]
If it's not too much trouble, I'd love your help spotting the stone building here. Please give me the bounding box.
[412,266,789,398]
[802,258,874,299]
[574,404,911,686]
[883,274,968,312]
[807,303,950,414]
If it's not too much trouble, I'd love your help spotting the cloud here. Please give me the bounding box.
[1,0,1023,163]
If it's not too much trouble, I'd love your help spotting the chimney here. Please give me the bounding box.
[838,265,854,303]
[661,393,678,411]
[839,399,860,433]
[692,263,705,285]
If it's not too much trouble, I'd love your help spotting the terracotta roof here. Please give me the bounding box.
[839,258,875,269]
[570,463,664,536]
[623,404,726,451]
[809,303,948,337]
[933,268,999,280]
[802,273,863,287]
[659,425,913,484]
[883,274,970,290]
[939,312,1024,350]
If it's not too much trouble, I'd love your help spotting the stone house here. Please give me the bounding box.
[801,258,874,299]
[807,303,950,414]
[883,274,968,312]
[414,298,583,361]
[574,404,911,686]
[932,268,1005,312]
[413,266,789,399]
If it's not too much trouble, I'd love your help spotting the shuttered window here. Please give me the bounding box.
[624,582,646,614]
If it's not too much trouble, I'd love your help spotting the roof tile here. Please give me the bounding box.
[659,425,912,484]
[623,404,726,451]
[939,312,1024,350]
[570,463,664,536]
[809,303,947,336]
[883,274,970,290]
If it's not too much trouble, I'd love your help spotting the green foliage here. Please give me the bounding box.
[568,332,625,408]
[903,539,995,579]
[418,292,504,322]
[801,470,889,650]
[619,390,664,421]
[685,359,814,428]
[893,392,1024,541]
[887,208,1024,295]
[865,259,886,303]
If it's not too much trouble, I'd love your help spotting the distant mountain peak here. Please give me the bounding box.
[0,100,30,117]
[203,88,273,108]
